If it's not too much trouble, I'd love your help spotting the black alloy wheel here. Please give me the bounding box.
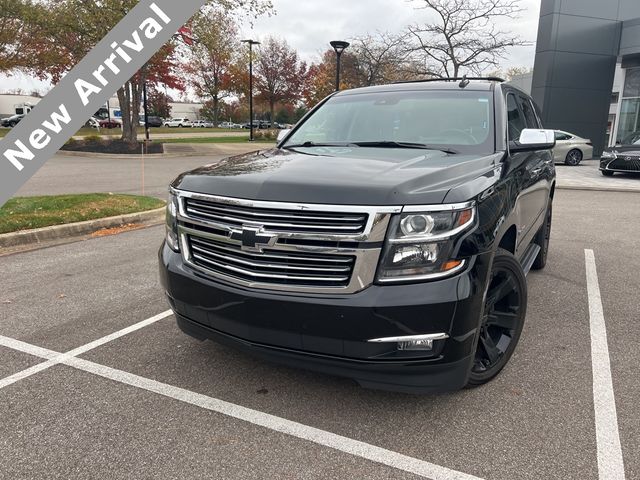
[468,249,527,387]
[532,204,552,270]
[565,149,583,166]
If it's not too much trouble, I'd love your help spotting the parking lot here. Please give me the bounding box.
[1,157,639,479]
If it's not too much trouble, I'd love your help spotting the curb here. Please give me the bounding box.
[56,150,198,159]
[0,206,166,249]
[556,184,640,193]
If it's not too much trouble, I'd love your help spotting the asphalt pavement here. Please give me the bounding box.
[1,189,639,480]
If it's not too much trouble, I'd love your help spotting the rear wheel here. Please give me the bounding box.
[565,149,583,166]
[467,248,527,388]
[531,204,552,270]
[602,170,614,177]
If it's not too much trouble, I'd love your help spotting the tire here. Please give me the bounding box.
[467,248,527,388]
[601,170,614,177]
[9,121,16,127]
[565,149,583,166]
[531,203,552,270]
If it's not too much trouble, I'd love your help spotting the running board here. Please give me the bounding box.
[520,244,541,276]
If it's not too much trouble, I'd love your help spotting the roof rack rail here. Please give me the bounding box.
[393,77,506,85]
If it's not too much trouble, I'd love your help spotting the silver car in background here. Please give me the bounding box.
[553,130,593,166]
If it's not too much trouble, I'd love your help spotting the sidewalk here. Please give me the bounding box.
[556,160,640,192]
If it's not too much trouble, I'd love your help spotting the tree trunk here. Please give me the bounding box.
[269,99,275,129]
[213,96,219,128]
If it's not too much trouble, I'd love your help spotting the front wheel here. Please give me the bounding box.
[467,248,527,388]
[565,149,583,166]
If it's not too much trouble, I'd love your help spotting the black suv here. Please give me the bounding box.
[160,78,556,393]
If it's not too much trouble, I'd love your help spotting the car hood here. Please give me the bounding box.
[606,145,640,155]
[172,147,503,206]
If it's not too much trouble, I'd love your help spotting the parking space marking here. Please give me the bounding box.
[0,332,484,480]
[585,249,626,480]
[0,310,172,390]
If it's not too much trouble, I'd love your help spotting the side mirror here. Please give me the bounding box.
[510,129,556,152]
[277,129,292,143]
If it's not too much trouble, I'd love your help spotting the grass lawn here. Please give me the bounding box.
[0,129,7,138]
[161,136,276,145]
[0,194,165,234]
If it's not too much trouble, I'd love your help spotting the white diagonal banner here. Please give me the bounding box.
[0,0,206,207]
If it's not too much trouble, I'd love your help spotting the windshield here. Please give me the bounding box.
[284,89,495,155]
[621,132,640,145]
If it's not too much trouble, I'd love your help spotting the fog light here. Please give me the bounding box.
[398,339,434,351]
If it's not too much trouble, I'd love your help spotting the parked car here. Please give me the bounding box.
[86,117,101,129]
[164,118,192,128]
[219,121,237,129]
[552,130,593,166]
[600,131,640,176]
[99,119,122,129]
[138,116,164,128]
[1,114,25,128]
[192,120,214,128]
[160,78,556,394]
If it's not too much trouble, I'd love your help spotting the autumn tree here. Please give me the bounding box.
[146,86,172,118]
[184,9,243,127]
[350,33,412,86]
[303,50,361,107]
[406,0,527,78]
[27,0,272,141]
[0,0,44,73]
[254,37,307,127]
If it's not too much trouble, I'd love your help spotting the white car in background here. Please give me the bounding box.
[164,118,192,128]
[553,130,594,166]
[192,120,214,128]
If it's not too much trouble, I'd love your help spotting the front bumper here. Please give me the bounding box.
[159,243,492,394]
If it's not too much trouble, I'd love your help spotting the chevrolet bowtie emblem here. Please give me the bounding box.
[230,226,278,252]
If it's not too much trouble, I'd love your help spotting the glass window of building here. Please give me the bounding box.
[617,68,640,144]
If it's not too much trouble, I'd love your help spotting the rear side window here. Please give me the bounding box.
[518,95,540,129]
[507,94,525,142]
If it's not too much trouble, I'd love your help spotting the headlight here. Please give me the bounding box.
[376,205,474,283]
[166,192,180,252]
[601,151,616,160]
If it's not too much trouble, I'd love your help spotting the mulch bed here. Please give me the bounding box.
[62,139,164,155]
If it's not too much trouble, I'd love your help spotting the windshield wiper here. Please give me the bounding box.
[352,141,458,154]
[282,141,358,150]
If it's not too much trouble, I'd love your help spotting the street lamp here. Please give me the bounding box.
[242,39,261,141]
[330,40,350,91]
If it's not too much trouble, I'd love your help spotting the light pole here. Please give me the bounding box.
[330,40,350,91]
[242,39,261,141]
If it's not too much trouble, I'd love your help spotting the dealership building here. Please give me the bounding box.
[531,0,640,155]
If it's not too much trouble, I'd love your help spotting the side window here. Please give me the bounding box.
[518,95,540,129]
[555,132,571,141]
[507,94,525,142]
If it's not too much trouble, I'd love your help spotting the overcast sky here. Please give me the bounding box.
[0,0,541,94]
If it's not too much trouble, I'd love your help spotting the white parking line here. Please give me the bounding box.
[585,249,626,480]
[0,331,484,480]
[0,310,172,390]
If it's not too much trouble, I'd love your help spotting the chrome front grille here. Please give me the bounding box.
[174,189,401,294]
[184,197,368,235]
[188,235,355,287]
